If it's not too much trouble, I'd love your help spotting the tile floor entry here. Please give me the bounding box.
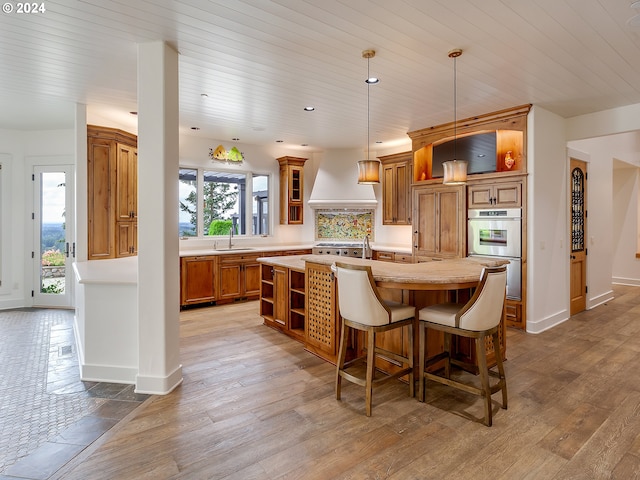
[0,308,150,480]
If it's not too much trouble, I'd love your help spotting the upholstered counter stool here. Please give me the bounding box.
[418,265,507,426]
[334,262,414,417]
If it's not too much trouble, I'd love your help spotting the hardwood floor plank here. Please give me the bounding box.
[52,286,640,480]
[553,391,640,479]
[537,403,611,459]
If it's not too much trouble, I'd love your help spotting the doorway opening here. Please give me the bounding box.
[570,158,587,315]
[33,165,75,308]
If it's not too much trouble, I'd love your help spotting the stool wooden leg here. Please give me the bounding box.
[476,335,492,427]
[407,323,414,398]
[365,328,376,417]
[418,322,426,402]
[492,330,508,410]
[443,332,452,379]
[335,321,348,401]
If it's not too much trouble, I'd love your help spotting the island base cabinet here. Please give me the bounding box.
[305,263,339,363]
[260,264,306,342]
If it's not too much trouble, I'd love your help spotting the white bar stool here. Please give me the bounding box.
[418,265,508,426]
[334,262,415,417]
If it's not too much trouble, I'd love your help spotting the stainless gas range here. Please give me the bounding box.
[312,242,366,258]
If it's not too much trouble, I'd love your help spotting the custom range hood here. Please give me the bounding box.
[308,150,378,210]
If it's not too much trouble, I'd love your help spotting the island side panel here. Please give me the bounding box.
[304,262,339,363]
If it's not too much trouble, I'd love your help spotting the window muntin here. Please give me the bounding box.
[179,168,197,237]
[252,174,269,235]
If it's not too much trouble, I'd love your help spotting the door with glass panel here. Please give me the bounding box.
[33,165,75,308]
[569,158,587,315]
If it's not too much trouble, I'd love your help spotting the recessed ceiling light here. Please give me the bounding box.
[303,106,315,111]
[365,77,380,84]
[191,127,200,131]
[201,93,208,97]
[129,111,137,115]
[276,140,284,143]
[477,153,485,158]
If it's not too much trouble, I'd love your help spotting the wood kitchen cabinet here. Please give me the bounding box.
[261,264,287,330]
[379,151,412,225]
[87,125,138,260]
[277,156,307,225]
[218,253,262,302]
[180,256,218,306]
[181,249,311,308]
[467,174,527,330]
[468,180,521,208]
[261,264,306,342]
[412,183,466,259]
[373,250,413,264]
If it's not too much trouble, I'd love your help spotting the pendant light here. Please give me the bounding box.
[357,49,381,184]
[442,48,468,185]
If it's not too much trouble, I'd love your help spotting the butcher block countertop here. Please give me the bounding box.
[258,254,509,290]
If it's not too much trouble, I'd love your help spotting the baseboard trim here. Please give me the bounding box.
[135,364,183,395]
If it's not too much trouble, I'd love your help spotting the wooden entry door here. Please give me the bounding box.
[570,159,587,315]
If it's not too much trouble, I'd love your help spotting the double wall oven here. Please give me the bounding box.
[467,208,522,300]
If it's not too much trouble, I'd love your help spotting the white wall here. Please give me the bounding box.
[177,135,413,248]
[526,107,571,333]
[0,129,74,309]
[612,162,640,285]
[569,131,640,290]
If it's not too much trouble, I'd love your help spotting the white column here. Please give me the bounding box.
[135,41,182,394]
[74,103,87,262]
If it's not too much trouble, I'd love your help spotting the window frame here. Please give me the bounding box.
[179,165,272,238]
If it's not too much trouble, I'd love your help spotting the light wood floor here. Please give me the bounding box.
[54,285,640,479]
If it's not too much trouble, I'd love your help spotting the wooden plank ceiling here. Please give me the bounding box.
[0,0,639,151]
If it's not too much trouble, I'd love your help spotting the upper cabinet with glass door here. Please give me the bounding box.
[277,156,307,225]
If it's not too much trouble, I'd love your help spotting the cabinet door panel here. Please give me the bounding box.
[413,188,437,256]
[219,264,242,299]
[88,140,115,259]
[273,266,288,326]
[181,257,216,305]
[413,184,464,259]
[494,182,521,207]
[116,222,135,257]
[395,163,410,224]
[116,144,137,221]
[244,262,262,297]
[438,190,463,257]
[468,186,493,208]
[382,165,395,224]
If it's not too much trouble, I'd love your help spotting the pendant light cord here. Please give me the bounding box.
[367,55,370,161]
[448,48,462,162]
[453,53,457,161]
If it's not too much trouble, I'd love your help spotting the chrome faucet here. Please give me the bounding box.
[228,225,234,249]
[362,235,372,259]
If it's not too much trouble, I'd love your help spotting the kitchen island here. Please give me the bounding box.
[258,254,508,369]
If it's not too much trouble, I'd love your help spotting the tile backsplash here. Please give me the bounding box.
[315,209,374,241]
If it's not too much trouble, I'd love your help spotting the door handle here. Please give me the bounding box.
[570,255,576,259]
[65,242,70,258]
